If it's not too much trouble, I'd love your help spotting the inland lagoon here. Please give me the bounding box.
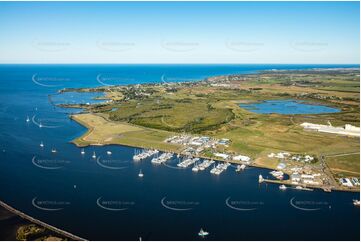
[239,100,340,115]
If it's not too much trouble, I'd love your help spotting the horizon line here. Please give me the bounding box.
[0,63,359,65]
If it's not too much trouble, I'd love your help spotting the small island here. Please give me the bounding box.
[60,68,360,192]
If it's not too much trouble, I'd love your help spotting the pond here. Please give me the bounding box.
[239,99,340,114]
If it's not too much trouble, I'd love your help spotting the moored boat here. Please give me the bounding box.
[279,184,287,190]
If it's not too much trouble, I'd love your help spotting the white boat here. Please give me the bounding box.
[198,228,209,238]
[107,151,112,155]
[210,162,229,175]
[40,141,44,148]
[152,152,173,164]
[279,184,287,190]
[270,170,284,180]
[192,164,199,172]
[134,149,159,161]
[236,165,246,172]
[26,116,30,122]
[92,151,96,159]
[51,148,57,153]
[295,186,313,191]
[353,199,360,206]
[138,170,144,178]
[39,123,43,128]
[81,149,85,155]
[258,174,264,183]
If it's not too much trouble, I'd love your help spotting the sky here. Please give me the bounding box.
[0,1,359,64]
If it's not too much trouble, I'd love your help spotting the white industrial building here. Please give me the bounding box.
[232,155,251,162]
[301,122,360,137]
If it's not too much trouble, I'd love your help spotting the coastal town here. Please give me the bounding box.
[126,131,360,193]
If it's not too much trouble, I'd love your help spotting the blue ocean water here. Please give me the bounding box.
[240,100,340,114]
[0,64,359,240]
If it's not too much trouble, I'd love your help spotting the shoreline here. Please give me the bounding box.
[62,68,359,193]
[69,113,359,193]
[0,200,86,241]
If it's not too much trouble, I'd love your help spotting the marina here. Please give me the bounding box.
[177,157,199,168]
[210,162,231,175]
[151,152,173,164]
[133,149,159,161]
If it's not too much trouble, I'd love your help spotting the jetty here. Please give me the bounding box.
[133,149,159,161]
[151,152,173,164]
[210,162,230,175]
[177,157,199,168]
[0,200,86,241]
[198,159,215,171]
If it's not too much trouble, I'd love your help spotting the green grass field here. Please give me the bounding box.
[326,154,360,178]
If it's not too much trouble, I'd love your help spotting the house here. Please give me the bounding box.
[214,153,229,159]
[232,155,251,162]
[276,162,286,170]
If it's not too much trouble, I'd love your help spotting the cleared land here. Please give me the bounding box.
[325,153,360,178]
[72,113,182,151]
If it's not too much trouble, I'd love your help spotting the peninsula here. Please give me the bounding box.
[59,68,360,192]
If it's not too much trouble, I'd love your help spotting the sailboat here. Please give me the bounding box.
[26,116,30,122]
[81,148,85,155]
[51,148,57,153]
[92,151,96,159]
[40,141,44,148]
[138,169,144,177]
[198,228,209,238]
